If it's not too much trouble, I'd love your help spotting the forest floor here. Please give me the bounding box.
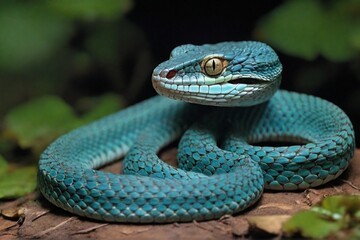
[1,149,359,239]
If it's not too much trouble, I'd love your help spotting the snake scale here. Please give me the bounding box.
[38,41,355,223]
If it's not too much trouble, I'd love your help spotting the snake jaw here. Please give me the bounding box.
[152,75,281,107]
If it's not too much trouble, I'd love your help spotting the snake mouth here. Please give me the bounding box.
[227,78,267,85]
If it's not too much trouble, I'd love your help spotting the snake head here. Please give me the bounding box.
[152,41,282,107]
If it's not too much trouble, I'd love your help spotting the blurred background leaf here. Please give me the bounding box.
[255,0,359,62]
[3,94,123,156]
[0,165,37,199]
[3,96,81,153]
[0,154,37,199]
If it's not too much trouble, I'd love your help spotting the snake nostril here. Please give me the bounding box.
[166,70,177,79]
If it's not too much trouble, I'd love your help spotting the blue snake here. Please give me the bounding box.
[38,41,355,223]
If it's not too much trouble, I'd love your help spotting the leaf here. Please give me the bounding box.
[0,166,37,199]
[3,96,81,153]
[283,210,341,239]
[255,0,322,60]
[318,7,354,62]
[255,0,359,61]
[1,207,25,219]
[0,155,8,176]
[310,195,360,224]
[0,2,72,71]
[283,195,360,239]
[3,94,124,155]
[46,0,133,21]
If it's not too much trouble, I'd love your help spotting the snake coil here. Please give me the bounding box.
[38,41,355,223]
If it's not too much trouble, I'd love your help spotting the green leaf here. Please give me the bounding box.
[0,166,37,199]
[255,0,322,60]
[46,0,133,21]
[0,155,8,176]
[283,210,341,239]
[0,156,37,199]
[0,2,72,71]
[312,195,360,222]
[3,96,81,153]
[318,8,354,62]
[283,195,360,238]
[255,0,359,61]
[3,94,124,155]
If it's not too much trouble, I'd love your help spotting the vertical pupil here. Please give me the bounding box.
[203,58,224,76]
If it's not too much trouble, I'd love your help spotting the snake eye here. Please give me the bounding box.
[202,57,227,77]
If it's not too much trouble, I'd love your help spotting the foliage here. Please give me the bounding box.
[0,0,145,117]
[0,155,37,199]
[3,94,124,153]
[283,195,360,239]
[255,0,360,61]
[4,96,80,152]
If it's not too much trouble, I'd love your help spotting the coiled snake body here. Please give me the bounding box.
[38,41,355,223]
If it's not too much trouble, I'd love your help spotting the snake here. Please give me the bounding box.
[38,41,355,223]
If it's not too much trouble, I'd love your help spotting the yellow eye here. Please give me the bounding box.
[202,57,227,77]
